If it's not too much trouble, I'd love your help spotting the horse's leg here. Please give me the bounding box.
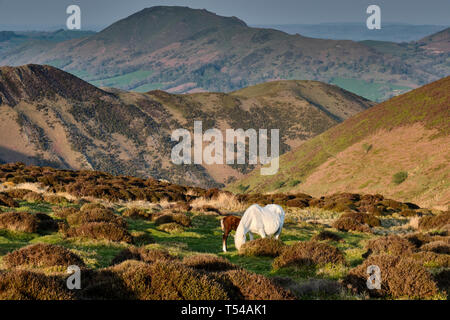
[274,228,282,240]
[258,229,267,239]
[248,232,254,241]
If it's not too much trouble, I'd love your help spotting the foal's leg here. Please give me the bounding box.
[222,232,229,252]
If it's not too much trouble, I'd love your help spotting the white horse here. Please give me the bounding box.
[234,204,285,251]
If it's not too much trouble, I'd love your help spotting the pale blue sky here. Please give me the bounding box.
[0,0,449,30]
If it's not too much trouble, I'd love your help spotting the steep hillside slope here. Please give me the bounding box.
[0,6,447,101]
[228,77,450,209]
[0,64,372,188]
[418,27,450,53]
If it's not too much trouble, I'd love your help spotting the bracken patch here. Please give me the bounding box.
[363,235,416,258]
[64,222,133,243]
[239,238,285,257]
[273,241,346,270]
[332,217,372,233]
[410,251,450,268]
[340,212,381,227]
[3,243,85,269]
[0,211,39,233]
[109,260,230,300]
[122,207,153,220]
[23,191,44,203]
[110,247,175,265]
[0,270,74,300]
[419,212,450,231]
[66,208,127,229]
[215,269,295,300]
[343,254,438,298]
[420,240,450,254]
[183,254,238,272]
[0,192,19,207]
[157,222,185,233]
[311,230,343,242]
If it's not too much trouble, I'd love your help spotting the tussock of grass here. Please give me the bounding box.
[239,238,285,257]
[110,247,175,265]
[0,212,39,233]
[64,222,133,243]
[273,241,346,270]
[344,254,439,299]
[183,254,238,272]
[0,270,74,300]
[3,243,85,269]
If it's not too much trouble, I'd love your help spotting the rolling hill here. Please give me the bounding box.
[227,76,450,210]
[0,64,373,188]
[0,6,448,101]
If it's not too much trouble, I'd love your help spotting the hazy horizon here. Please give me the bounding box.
[0,0,449,31]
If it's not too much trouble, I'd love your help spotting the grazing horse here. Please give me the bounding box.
[220,215,241,252]
[234,204,285,251]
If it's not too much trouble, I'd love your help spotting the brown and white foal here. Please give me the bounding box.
[220,215,241,252]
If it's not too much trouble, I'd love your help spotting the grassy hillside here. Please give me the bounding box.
[0,64,372,188]
[0,7,448,101]
[228,77,450,209]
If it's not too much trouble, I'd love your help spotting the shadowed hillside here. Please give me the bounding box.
[228,77,450,209]
[0,64,373,188]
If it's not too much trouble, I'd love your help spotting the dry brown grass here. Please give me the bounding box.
[190,192,247,212]
[2,243,85,269]
[42,194,70,205]
[23,191,44,202]
[4,188,33,199]
[419,212,450,231]
[0,192,18,207]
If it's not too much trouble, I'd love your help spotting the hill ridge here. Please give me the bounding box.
[0,64,373,188]
[228,76,450,209]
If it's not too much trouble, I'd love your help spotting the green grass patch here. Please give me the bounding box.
[392,171,408,185]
